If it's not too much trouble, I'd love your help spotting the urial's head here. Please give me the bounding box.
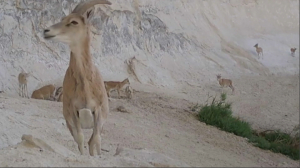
[216,74,221,80]
[43,0,111,45]
[20,71,30,78]
[25,73,31,78]
[125,78,130,85]
[254,43,258,48]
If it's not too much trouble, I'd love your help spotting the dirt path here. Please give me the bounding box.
[0,75,298,167]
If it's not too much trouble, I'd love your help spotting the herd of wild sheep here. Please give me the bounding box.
[1,0,297,157]
[18,71,133,102]
[16,43,297,102]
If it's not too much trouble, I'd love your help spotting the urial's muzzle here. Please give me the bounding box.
[43,29,56,39]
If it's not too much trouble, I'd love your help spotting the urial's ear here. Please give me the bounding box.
[82,7,96,24]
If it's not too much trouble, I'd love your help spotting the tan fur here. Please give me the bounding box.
[291,48,297,57]
[18,72,30,98]
[104,78,130,98]
[254,43,263,59]
[216,74,235,93]
[43,0,111,156]
[125,85,133,99]
[31,84,56,100]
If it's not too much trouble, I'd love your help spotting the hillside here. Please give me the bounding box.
[0,0,298,93]
[0,0,299,167]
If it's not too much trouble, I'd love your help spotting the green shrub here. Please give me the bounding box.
[248,135,271,149]
[270,142,299,160]
[195,93,299,160]
[264,131,293,144]
[263,131,299,160]
[198,104,252,138]
[220,117,252,138]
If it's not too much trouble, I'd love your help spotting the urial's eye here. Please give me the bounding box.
[71,21,78,25]
[77,110,79,117]
[92,111,95,115]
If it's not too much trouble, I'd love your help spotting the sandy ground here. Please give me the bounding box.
[0,0,298,167]
[0,74,299,167]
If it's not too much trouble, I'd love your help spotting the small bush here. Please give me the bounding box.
[220,117,252,138]
[258,131,299,160]
[197,94,252,138]
[249,135,271,149]
[264,131,293,144]
[270,142,299,160]
[196,93,299,160]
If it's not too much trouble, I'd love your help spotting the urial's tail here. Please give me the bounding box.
[78,109,94,129]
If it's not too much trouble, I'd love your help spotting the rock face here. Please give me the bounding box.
[0,0,299,95]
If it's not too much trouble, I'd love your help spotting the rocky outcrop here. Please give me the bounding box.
[0,0,298,95]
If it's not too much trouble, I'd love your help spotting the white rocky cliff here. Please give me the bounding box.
[0,0,298,94]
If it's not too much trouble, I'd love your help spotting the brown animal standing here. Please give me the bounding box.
[18,72,30,98]
[43,0,111,156]
[31,84,56,100]
[291,48,297,57]
[254,43,263,59]
[216,74,235,93]
[104,78,130,98]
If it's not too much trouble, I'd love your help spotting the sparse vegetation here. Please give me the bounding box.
[192,93,299,160]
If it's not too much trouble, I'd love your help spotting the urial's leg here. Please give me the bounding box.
[21,84,24,97]
[107,90,110,98]
[66,120,74,137]
[25,84,29,98]
[88,128,102,156]
[72,115,84,155]
[117,89,121,99]
[19,84,22,97]
[22,84,26,97]
[230,85,235,94]
[88,117,102,156]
